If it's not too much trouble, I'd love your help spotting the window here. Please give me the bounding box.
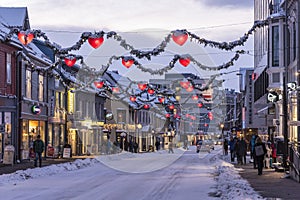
[26,70,32,98]
[293,22,296,61]
[55,92,60,107]
[38,75,44,101]
[117,110,126,123]
[6,53,11,84]
[272,73,280,83]
[272,26,279,66]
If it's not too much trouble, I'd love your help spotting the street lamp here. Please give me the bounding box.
[136,124,142,152]
[120,132,126,151]
[220,123,225,155]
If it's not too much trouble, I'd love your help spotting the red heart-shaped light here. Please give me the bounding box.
[179,58,190,67]
[64,57,76,67]
[192,95,198,100]
[122,59,134,68]
[169,105,175,110]
[88,36,104,49]
[138,83,147,91]
[147,88,155,95]
[112,87,120,93]
[18,31,34,45]
[180,81,190,89]
[186,86,194,92]
[197,103,203,108]
[172,31,188,46]
[143,104,150,109]
[130,96,137,102]
[158,97,165,103]
[94,81,104,89]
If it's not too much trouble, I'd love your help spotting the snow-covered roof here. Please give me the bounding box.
[0,7,52,65]
[0,7,29,28]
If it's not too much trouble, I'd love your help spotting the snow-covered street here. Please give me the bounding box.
[0,147,263,200]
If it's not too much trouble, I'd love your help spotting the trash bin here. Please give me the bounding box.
[3,145,15,165]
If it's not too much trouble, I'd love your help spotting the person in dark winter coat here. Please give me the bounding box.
[250,134,258,168]
[228,136,237,162]
[223,139,228,155]
[236,137,247,165]
[254,136,267,175]
[33,135,44,167]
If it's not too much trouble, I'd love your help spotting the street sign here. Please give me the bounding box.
[288,121,300,126]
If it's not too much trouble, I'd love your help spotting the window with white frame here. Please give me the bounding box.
[272,72,280,83]
[38,74,44,101]
[26,69,32,98]
[6,53,11,84]
[272,25,279,66]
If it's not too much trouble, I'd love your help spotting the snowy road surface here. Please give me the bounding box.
[0,148,218,200]
[0,146,263,200]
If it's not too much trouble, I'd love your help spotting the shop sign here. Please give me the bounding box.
[103,123,124,129]
[3,145,15,164]
[32,105,41,115]
[47,146,55,157]
[63,148,71,158]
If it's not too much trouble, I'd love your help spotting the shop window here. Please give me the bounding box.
[38,74,44,101]
[26,69,32,99]
[6,53,11,84]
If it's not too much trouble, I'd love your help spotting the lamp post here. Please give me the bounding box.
[120,132,126,151]
[220,123,225,155]
[136,124,142,152]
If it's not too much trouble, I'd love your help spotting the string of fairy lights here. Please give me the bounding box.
[2,19,269,125]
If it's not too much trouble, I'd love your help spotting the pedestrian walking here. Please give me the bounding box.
[250,134,258,168]
[237,137,247,165]
[168,142,174,153]
[223,139,228,155]
[33,135,44,167]
[155,140,160,151]
[133,141,138,153]
[265,142,272,168]
[228,136,237,162]
[254,136,267,175]
[271,142,277,167]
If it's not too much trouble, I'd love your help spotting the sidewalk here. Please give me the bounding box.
[0,157,76,175]
[234,160,300,200]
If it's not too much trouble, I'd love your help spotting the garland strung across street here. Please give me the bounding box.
[4,19,267,76]
[2,20,269,122]
[5,19,267,56]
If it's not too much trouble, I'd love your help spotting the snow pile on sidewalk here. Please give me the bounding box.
[206,152,265,200]
[0,158,100,185]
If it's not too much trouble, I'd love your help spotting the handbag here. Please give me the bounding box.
[255,145,264,156]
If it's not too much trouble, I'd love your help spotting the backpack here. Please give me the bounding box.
[255,145,264,156]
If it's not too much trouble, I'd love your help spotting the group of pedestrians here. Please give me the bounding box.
[225,134,277,176]
[228,136,247,165]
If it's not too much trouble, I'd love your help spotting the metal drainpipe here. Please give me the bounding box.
[282,0,289,169]
[297,1,300,153]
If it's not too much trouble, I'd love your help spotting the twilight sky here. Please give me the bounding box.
[0,0,254,90]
